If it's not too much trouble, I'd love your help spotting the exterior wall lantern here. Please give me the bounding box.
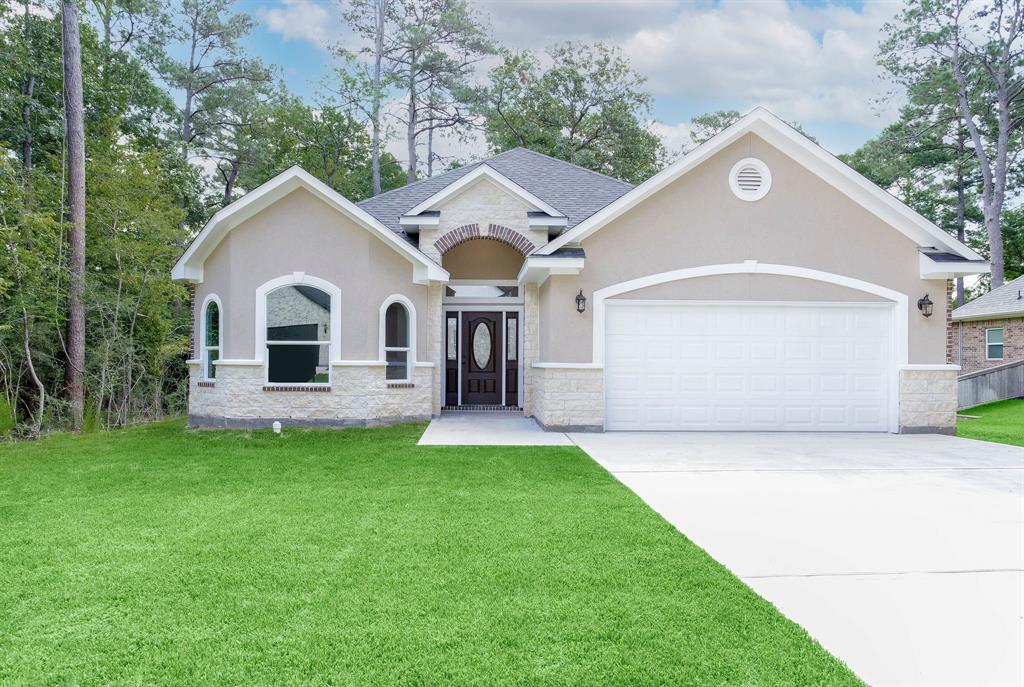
[917,294,934,318]
[575,289,587,314]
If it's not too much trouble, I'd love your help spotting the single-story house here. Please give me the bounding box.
[952,275,1024,374]
[172,108,989,434]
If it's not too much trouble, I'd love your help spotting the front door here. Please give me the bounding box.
[462,312,501,405]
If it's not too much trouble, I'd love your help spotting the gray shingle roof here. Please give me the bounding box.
[358,148,633,240]
[952,275,1024,320]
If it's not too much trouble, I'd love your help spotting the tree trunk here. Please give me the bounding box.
[20,0,33,173]
[62,0,87,431]
[371,0,385,196]
[22,309,45,437]
[181,87,194,155]
[406,60,418,184]
[222,159,240,206]
[427,119,434,177]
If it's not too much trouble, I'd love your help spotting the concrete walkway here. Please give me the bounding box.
[572,431,1024,687]
[418,412,572,446]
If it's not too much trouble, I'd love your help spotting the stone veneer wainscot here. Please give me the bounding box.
[187,362,432,428]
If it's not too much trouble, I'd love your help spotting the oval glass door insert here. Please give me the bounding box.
[472,322,491,369]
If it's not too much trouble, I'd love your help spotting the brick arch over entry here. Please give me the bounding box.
[434,223,534,256]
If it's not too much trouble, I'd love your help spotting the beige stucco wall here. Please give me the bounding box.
[538,133,949,364]
[195,187,429,362]
[442,239,524,279]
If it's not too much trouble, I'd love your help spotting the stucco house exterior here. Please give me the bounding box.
[172,108,989,434]
[952,275,1024,374]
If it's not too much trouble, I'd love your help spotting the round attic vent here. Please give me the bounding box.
[729,158,772,201]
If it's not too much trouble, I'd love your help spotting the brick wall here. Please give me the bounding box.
[955,317,1024,374]
[945,279,954,364]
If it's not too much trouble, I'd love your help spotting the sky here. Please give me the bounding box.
[240,0,906,163]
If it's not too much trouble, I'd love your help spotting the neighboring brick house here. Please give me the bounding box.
[952,275,1024,374]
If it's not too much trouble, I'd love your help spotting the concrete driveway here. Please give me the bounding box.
[571,432,1024,687]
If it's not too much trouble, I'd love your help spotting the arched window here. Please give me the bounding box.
[201,296,222,380]
[380,296,415,382]
[266,285,332,384]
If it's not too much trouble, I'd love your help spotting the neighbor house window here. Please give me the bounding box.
[266,285,332,384]
[383,299,413,381]
[986,328,1004,360]
[202,297,221,380]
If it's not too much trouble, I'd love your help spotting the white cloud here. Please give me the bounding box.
[647,120,693,160]
[478,0,676,48]
[260,0,336,49]
[622,0,900,127]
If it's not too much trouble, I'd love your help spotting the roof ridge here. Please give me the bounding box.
[503,146,634,187]
[357,160,484,205]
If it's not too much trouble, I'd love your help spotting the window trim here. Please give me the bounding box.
[200,294,223,382]
[379,294,416,383]
[255,273,341,387]
[985,327,1005,361]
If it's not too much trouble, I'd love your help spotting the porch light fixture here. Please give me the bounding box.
[917,294,934,318]
[575,289,587,314]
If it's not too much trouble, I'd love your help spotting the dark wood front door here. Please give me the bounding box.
[462,312,501,405]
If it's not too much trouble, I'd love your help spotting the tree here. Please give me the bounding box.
[235,95,404,201]
[880,0,1024,287]
[203,81,275,205]
[385,0,492,183]
[61,0,87,430]
[159,0,272,157]
[338,0,393,195]
[476,43,664,183]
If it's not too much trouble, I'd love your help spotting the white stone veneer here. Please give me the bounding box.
[529,365,604,431]
[188,361,433,428]
[898,368,958,434]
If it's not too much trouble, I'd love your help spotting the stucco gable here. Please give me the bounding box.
[171,166,447,284]
[539,108,984,269]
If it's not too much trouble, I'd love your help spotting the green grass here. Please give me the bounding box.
[957,398,1024,446]
[0,420,861,686]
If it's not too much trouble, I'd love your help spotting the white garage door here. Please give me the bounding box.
[605,302,894,432]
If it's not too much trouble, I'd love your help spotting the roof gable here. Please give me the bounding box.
[952,275,1024,321]
[538,108,984,264]
[405,165,563,217]
[358,147,633,237]
[171,167,448,284]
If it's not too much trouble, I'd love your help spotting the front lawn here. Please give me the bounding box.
[0,421,860,686]
[957,398,1024,446]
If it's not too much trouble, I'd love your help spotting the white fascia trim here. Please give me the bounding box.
[919,252,990,279]
[171,166,448,284]
[517,256,585,284]
[952,311,1024,323]
[405,165,564,218]
[528,215,568,227]
[255,273,342,365]
[540,108,983,262]
[400,214,439,227]
[900,364,961,371]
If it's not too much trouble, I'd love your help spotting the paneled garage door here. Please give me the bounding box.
[604,302,894,431]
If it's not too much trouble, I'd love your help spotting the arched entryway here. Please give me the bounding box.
[437,229,528,409]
